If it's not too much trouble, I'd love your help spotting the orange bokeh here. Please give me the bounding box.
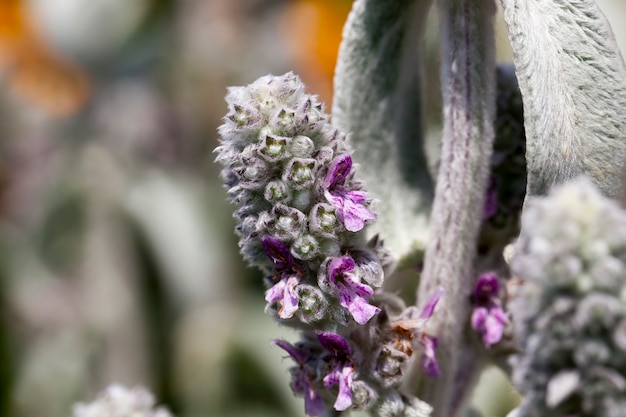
[281,0,352,107]
[0,0,90,117]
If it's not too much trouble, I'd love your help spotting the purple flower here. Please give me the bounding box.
[471,272,507,348]
[317,332,355,412]
[420,334,440,377]
[391,288,443,377]
[262,237,303,319]
[418,289,443,377]
[265,276,299,318]
[273,340,325,416]
[420,287,443,319]
[320,256,381,325]
[323,154,375,232]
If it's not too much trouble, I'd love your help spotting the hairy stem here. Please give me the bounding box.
[414,1,495,415]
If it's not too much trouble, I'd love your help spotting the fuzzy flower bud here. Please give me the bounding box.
[374,392,433,417]
[73,385,172,417]
[510,177,626,417]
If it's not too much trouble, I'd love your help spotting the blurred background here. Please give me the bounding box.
[0,1,624,417]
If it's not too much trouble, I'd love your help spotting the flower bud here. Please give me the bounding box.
[350,380,378,411]
[296,285,328,324]
[291,189,313,212]
[314,146,335,170]
[374,392,404,417]
[309,203,342,237]
[283,158,317,190]
[291,235,320,261]
[256,204,307,242]
[372,345,410,388]
[233,147,272,189]
[289,135,315,158]
[318,238,341,258]
[374,392,432,417]
[294,97,326,136]
[353,250,385,288]
[270,107,297,136]
[264,180,292,204]
[258,134,291,162]
[221,101,264,139]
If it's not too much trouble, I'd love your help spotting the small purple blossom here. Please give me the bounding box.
[262,237,303,319]
[420,287,443,320]
[420,334,440,377]
[390,288,443,377]
[323,154,375,232]
[273,340,326,416]
[471,272,507,348]
[320,256,381,325]
[317,332,355,412]
[419,288,443,377]
[265,276,300,318]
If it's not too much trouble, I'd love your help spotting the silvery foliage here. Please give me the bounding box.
[216,0,626,416]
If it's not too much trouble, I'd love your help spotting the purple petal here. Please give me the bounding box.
[323,370,341,389]
[337,282,380,325]
[324,154,352,189]
[304,386,326,416]
[419,287,444,319]
[291,365,326,416]
[265,276,300,319]
[341,271,374,297]
[317,331,351,357]
[326,256,380,324]
[421,334,440,377]
[333,366,354,411]
[280,276,300,318]
[471,307,488,330]
[474,273,500,300]
[482,307,507,348]
[292,369,309,393]
[325,189,375,232]
[265,278,286,304]
[262,236,300,273]
[322,366,354,412]
[272,339,307,364]
[327,256,356,283]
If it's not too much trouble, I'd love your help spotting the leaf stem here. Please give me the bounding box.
[414,1,495,416]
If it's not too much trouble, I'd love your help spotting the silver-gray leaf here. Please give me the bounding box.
[332,0,435,262]
[501,0,626,198]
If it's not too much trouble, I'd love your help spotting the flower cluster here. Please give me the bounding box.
[73,385,173,417]
[216,73,441,416]
[509,178,626,417]
[216,72,380,327]
[274,290,441,417]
